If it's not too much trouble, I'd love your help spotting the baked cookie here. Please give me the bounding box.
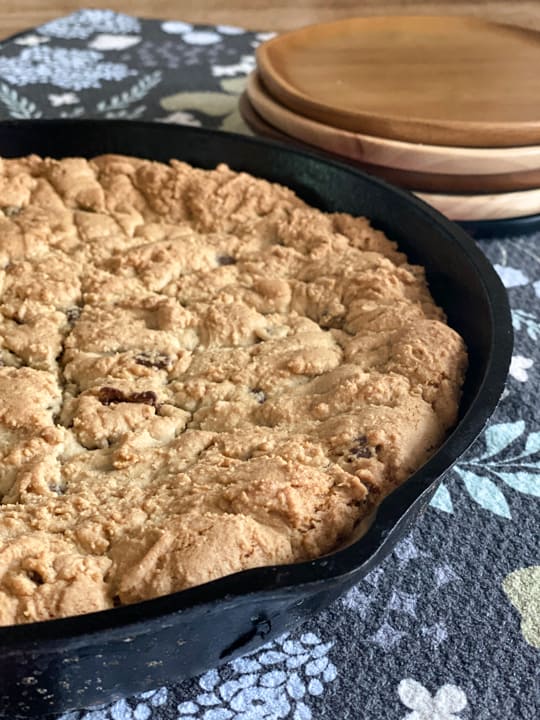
[0,155,467,624]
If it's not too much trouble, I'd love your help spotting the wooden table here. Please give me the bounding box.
[1,0,539,37]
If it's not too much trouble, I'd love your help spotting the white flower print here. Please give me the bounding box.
[161,21,194,35]
[251,31,277,48]
[0,46,135,90]
[57,687,168,720]
[48,92,79,106]
[255,32,277,41]
[13,34,49,47]
[216,25,245,35]
[212,55,256,77]
[88,35,141,51]
[182,31,222,46]
[177,632,337,720]
[509,355,534,382]
[398,679,468,720]
[37,10,140,39]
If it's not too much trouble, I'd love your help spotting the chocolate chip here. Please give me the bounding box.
[135,351,171,370]
[97,387,159,408]
[250,388,266,404]
[349,435,373,459]
[97,387,126,406]
[27,570,44,585]
[129,391,159,407]
[112,595,121,608]
[217,255,236,266]
[66,307,81,325]
[1,205,21,217]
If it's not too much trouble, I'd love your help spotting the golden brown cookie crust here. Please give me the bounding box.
[0,155,467,625]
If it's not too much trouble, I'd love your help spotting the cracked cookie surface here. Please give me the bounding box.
[0,154,467,625]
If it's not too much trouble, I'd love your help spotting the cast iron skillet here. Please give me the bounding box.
[0,121,512,718]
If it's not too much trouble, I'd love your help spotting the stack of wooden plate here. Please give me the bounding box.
[240,16,540,222]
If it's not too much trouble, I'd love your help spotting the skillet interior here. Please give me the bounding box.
[0,120,512,717]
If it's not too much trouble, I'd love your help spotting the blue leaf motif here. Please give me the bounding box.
[430,483,454,513]
[525,431,540,456]
[305,657,328,676]
[323,663,337,682]
[286,672,306,700]
[286,653,310,669]
[175,631,337,720]
[496,471,540,497]
[137,688,167,707]
[456,467,511,518]
[133,705,151,720]
[283,639,307,655]
[150,688,168,707]
[200,669,220,691]
[260,670,287,687]
[300,633,320,645]
[230,686,289,716]
[110,700,132,720]
[258,650,287,665]
[203,710,234,720]
[293,702,312,720]
[178,701,199,715]
[307,679,324,696]
[310,641,333,659]
[197,692,220,707]
[219,675,257,702]
[533,279,540,297]
[480,421,525,460]
[230,657,261,674]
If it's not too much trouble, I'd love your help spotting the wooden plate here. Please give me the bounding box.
[414,189,540,221]
[246,73,540,177]
[239,93,540,192]
[256,16,540,147]
[240,94,540,221]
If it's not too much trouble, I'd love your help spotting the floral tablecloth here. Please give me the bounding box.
[0,10,538,720]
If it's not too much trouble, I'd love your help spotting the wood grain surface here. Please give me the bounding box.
[257,16,540,147]
[0,0,539,37]
[241,92,540,218]
[413,188,540,220]
[246,72,540,176]
[239,93,540,193]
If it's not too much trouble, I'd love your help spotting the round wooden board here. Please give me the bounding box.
[414,189,540,221]
[242,88,540,193]
[240,94,540,221]
[246,73,540,177]
[256,15,540,147]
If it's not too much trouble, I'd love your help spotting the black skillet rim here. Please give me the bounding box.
[0,120,513,649]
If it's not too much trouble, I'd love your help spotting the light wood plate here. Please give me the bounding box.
[246,73,540,177]
[239,94,540,221]
[414,189,540,221]
[256,15,540,147]
[239,93,540,193]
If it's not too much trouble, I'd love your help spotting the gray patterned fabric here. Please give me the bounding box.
[0,11,538,720]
